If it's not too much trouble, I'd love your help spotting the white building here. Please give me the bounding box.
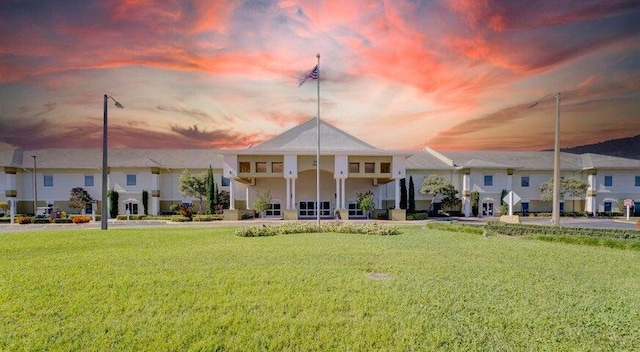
[2,118,639,220]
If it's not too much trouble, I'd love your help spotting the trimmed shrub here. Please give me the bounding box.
[236,222,401,237]
[407,213,428,221]
[192,214,223,222]
[170,215,191,222]
[53,218,73,224]
[116,215,147,220]
[485,221,640,240]
[72,216,91,224]
[17,216,32,224]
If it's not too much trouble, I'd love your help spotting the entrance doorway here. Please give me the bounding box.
[299,200,332,219]
[482,202,494,216]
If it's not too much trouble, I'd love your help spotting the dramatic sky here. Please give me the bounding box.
[1,0,638,151]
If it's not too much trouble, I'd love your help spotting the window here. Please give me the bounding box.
[604,202,612,212]
[256,162,267,173]
[484,175,493,187]
[381,162,391,173]
[364,162,375,173]
[85,175,94,187]
[43,175,53,187]
[272,162,283,173]
[221,176,230,187]
[126,174,136,186]
[521,176,529,187]
[349,162,359,173]
[604,176,613,187]
[635,176,640,187]
[239,162,250,173]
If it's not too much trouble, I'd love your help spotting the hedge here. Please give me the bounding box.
[236,222,401,237]
[485,221,640,240]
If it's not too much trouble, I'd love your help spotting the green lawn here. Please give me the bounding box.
[1,226,639,351]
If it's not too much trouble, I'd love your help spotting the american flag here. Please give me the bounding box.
[298,65,318,87]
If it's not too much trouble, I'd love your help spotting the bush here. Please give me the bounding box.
[17,216,32,224]
[53,218,73,224]
[407,213,428,221]
[116,215,147,220]
[71,216,91,224]
[192,214,223,222]
[236,222,401,237]
[485,221,640,240]
[170,215,191,222]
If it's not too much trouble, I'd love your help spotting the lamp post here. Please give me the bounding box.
[31,155,37,216]
[102,94,124,230]
[528,92,561,226]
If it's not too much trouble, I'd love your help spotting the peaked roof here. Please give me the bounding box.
[248,118,380,154]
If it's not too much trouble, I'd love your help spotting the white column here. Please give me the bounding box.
[335,178,340,210]
[394,178,400,209]
[463,173,471,217]
[286,178,291,209]
[229,179,235,210]
[246,186,250,210]
[152,197,159,216]
[587,173,597,214]
[376,185,382,209]
[507,174,513,216]
[10,198,16,224]
[291,178,297,209]
[341,178,346,209]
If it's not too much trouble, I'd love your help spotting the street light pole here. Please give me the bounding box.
[102,94,124,230]
[31,155,37,215]
[528,92,561,226]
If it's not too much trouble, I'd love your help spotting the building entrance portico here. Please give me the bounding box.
[222,118,408,220]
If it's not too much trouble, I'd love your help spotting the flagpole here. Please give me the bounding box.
[316,53,321,229]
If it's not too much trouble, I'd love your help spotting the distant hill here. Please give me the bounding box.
[560,135,640,160]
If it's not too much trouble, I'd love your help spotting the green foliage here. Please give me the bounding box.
[485,221,640,240]
[179,169,207,212]
[471,190,480,216]
[539,177,589,202]
[253,191,272,217]
[399,178,407,209]
[408,176,415,213]
[107,189,119,219]
[192,214,223,222]
[0,201,9,212]
[68,187,93,210]
[142,190,149,215]
[406,212,427,220]
[421,174,459,212]
[116,214,148,220]
[356,190,375,219]
[500,189,508,206]
[170,215,191,222]
[206,166,215,215]
[235,222,401,237]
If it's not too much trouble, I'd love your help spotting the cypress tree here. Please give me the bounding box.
[408,176,415,213]
[400,178,407,209]
[206,166,215,214]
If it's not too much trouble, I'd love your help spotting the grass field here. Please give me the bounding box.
[1,226,639,351]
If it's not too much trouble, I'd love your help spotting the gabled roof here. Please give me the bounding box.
[10,149,223,169]
[580,153,640,170]
[248,118,380,154]
[434,150,584,171]
[406,151,456,170]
